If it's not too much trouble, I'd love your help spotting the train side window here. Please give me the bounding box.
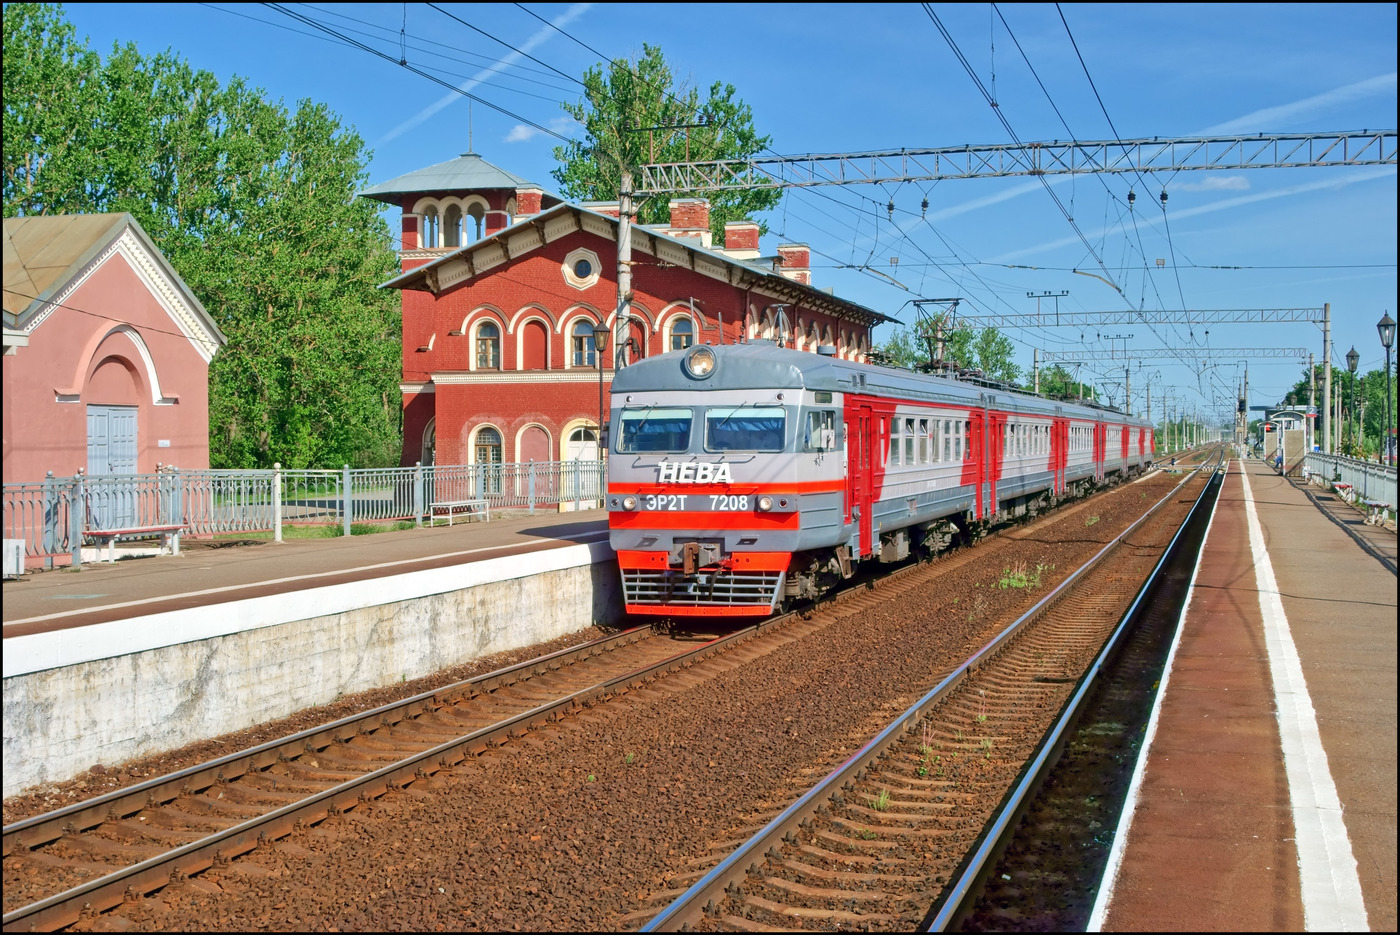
[964,420,971,460]
[804,410,836,451]
[707,406,786,452]
[889,418,901,465]
[918,418,930,463]
[904,418,916,466]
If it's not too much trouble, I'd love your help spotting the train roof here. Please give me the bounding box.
[611,341,1151,426]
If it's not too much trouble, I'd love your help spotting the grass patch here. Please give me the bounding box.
[868,788,891,811]
[1084,515,1100,527]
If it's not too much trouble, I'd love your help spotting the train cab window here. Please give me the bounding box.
[706,406,786,451]
[618,407,692,452]
[804,410,837,451]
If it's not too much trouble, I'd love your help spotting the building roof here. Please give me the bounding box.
[3,213,226,353]
[379,204,897,328]
[358,152,544,205]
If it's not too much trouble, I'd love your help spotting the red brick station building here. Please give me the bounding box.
[360,152,890,469]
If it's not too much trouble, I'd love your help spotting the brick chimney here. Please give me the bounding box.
[721,220,760,259]
[514,186,544,218]
[777,243,811,285]
[667,198,712,247]
[581,201,621,218]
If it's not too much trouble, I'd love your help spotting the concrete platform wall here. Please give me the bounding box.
[3,543,620,796]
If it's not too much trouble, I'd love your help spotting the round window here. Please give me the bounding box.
[573,258,593,279]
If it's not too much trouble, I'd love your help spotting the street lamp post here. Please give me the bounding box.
[1379,312,1395,465]
[1346,346,1360,456]
[592,322,610,497]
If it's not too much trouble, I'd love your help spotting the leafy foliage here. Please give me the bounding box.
[4,3,402,468]
[874,313,1022,385]
[551,43,781,241]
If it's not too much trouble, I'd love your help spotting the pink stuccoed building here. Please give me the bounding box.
[3,213,226,483]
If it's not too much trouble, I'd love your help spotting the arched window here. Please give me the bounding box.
[476,321,500,369]
[467,202,486,242]
[475,426,503,494]
[421,206,439,248]
[443,205,463,248]
[421,418,436,466]
[669,316,694,351]
[572,320,598,367]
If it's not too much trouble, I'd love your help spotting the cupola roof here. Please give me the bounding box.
[359,152,543,205]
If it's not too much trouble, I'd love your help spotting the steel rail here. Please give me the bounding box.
[3,611,814,932]
[642,461,1215,932]
[924,451,1223,931]
[3,624,657,859]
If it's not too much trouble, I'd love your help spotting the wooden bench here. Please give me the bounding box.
[428,499,490,526]
[84,524,186,562]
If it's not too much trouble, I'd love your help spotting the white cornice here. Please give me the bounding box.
[431,370,608,385]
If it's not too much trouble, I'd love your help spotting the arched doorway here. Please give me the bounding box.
[564,426,600,509]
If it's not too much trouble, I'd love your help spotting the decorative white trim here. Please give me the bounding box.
[562,247,602,291]
[507,305,557,333]
[63,325,179,405]
[431,370,604,385]
[555,303,603,336]
[399,382,436,394]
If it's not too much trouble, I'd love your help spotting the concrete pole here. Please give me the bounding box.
[1033,348,1040,394]
[616,167,634,369]
[1126,366,1131,417]
[1308,352,1316,452]
[1322,302,1332,452]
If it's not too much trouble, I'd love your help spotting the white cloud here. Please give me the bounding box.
[987,168,1396,264]
[377,3,592,146]
[1201,72,1397,135]
[1173,175,1251,192]
[505,115,583,144]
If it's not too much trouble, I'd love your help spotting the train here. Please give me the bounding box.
[605,341,1154,617]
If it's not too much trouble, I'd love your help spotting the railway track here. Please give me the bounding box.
[3,465,1189,933]
[641,456,1220,932]
[2,624,742,931]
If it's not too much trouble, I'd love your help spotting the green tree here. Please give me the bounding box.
[552,43,781,241]
[4,3,402,468]
[874,313,1021,385]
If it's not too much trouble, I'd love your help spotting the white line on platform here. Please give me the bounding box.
[1085,458,1224,931]
[1241,464,1369,932]
[4,531,610,628]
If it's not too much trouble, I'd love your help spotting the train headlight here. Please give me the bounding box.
[756,495,774,511]
[684,346,717,379]
[621,495,638,511]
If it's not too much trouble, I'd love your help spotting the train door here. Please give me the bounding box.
[846,403,876,557]
[1051,415,1068,495]
[1093,421,1105,481]
[985,410,1005,517]
[966,410,985,519]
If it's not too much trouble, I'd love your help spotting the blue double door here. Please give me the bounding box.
[86,404,138,528]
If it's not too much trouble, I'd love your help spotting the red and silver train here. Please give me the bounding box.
[606,342,1154,616]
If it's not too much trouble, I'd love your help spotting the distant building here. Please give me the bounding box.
[2,213,226,482]
[361,151,890,468]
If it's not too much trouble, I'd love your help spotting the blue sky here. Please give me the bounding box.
[56,2,1398,422]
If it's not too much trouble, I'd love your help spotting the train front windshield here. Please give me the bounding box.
[618,408,692,452]
[705,407,786,451]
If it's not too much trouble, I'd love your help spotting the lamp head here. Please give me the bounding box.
[1378,311,1395,351]
[1346,346,1359,373]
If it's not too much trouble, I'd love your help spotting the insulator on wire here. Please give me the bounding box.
[1127,189,1136,208]
[887,200,895,220]
[921,197,929,216]
[1160,190,1168,206]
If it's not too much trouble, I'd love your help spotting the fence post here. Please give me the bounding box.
[342,464,352,537]
[528,460,536,516]
[70,472,84,568]
[414,461,423,527]
[42,471,56,567]
[273,463,283,542]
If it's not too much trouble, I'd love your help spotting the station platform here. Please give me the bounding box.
[2,509,613,797]
[1094,457,1396,932]
[2,509,609,636]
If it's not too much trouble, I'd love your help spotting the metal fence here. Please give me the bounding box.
[3,460,606,567]
[1303,452,1397,515]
